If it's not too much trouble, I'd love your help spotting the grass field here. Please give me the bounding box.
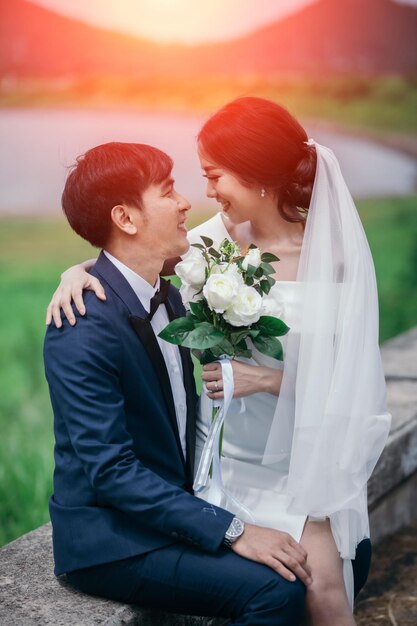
[0,197,416,546]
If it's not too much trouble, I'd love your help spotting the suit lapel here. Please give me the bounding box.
[94,253,185,467]
[93,252,147,318]
[128,314,185,467]
[165,296,197,485]
[180,346,197,485]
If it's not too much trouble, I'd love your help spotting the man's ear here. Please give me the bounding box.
[110,205,139,236]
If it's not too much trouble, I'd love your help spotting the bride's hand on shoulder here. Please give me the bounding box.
[202,360,282,399]
[45,260,106,328]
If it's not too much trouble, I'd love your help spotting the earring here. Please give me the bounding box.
[260,188,266,198]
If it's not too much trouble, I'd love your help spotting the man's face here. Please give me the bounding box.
[138,176,191,259]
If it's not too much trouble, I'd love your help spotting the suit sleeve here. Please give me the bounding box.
[44,301,233,553]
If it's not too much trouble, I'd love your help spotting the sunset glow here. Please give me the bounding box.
[29,0,417,45]
[29,0,314,44]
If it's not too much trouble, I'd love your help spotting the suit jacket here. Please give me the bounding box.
[44,251,233,576]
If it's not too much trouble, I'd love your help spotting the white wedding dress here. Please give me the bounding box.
[188,212,308,541]
[186,143,391,608]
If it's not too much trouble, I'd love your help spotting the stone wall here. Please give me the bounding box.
[1,327,416,625]
[369,327,417,540]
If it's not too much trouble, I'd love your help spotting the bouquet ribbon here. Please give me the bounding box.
[193,358,234,502]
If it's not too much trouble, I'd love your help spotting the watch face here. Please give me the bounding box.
[227,517,244,538]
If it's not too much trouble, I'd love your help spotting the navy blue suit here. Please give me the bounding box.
[45,251,235,574]
[44,251,306,625]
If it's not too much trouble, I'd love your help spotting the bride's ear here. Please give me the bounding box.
[110,204,139,236]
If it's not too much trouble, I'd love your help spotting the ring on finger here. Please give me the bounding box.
[215,380,219,391]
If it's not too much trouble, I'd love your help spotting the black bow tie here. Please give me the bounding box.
[148,278,170,321]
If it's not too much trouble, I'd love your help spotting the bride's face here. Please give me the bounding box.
[198,146,261,225]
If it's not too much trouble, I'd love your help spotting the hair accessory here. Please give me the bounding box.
[260,188,266,198]
[304,138,316,146]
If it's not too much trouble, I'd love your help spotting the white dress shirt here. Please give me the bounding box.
[103,251,188,458]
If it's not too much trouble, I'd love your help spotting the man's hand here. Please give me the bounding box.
[231,523,312,587]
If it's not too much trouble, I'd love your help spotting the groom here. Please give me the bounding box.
[44,141,309,624]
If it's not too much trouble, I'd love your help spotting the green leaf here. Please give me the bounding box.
[181,322,224,349]
[202,306,214,323]
[189,301,206,322]
[217,337,235,355]
[253,335,284,360]
[208,345,224,358]
[193,348,222,364]
[209,337,235,358]
[261,252,280,263]
[245,263,257,278]
[244,276,254,286]
[191,243,205,250]
[256,316,290,337]
[260,279,271,295]
[236,338,247,347]
[234,345,252,358]
[200,236,214,248]
[229,329,250,345]
[208,247,221,259]
[260,262,275,275]
[248,243,258,250]
[158,316,196,344]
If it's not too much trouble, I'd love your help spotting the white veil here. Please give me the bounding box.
[262,142,391,559]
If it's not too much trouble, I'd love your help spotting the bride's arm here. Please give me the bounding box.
[46,256,182,328]
[202,361,283,399]
[45,259,105,328]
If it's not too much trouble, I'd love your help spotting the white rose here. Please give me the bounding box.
[203,273,240,313]
[176,246,207,288]
[211,262,242,281]
[241,247,262,271]
[224,286,263,327]
[179,283,203,310]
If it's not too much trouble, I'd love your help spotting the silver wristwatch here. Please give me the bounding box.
[223,517,245,549]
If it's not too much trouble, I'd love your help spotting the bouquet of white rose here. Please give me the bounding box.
[159,237,289,363]
[159,237,290,503]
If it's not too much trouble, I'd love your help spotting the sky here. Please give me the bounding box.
[29,0,417,45]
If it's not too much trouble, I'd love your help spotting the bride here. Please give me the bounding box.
[46,97,391,625]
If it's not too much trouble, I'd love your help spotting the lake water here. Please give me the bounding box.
[0,108,416,215]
